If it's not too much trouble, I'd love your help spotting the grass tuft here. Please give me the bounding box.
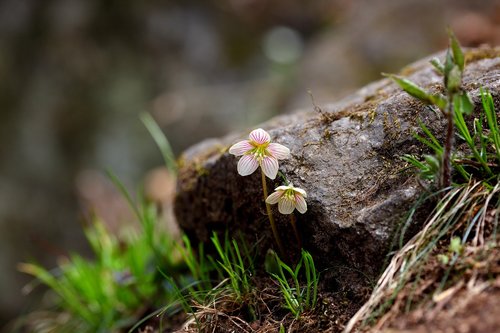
[270,249,319,318]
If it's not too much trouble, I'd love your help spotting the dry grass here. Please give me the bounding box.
[344,182,500,333]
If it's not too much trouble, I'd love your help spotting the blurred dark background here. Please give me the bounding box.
[1,0,500,327]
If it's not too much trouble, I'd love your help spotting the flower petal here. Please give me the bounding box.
[294,187,307,198]
[294,194,307,214]
[249,128,270,145]
[267,143,290,160]
[266,191,283,205]
[229,140,253,156]
[237,155,259,176]
[261,156,279,179]
[278,196,295,214]
[275,185,291,191]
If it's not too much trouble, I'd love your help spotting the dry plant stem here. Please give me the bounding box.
[441,98,454,189]
[289,214,302,249]
[261,169,285,256]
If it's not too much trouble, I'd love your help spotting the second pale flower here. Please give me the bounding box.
[265,183,307,214]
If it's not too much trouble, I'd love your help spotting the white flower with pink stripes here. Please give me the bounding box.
[229,128,290,179]
[265,183,307,214]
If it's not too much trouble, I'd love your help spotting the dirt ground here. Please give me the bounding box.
[384,285,500,333]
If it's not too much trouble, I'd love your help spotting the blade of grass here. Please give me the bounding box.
[140,112,177,175]
[481,89,500,163]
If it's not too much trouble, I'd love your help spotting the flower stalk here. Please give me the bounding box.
[261,169,285,256]
[289,214,301,249]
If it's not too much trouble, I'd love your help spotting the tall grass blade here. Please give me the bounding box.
[140,112,177,175]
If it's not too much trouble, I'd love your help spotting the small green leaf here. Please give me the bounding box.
[429,93,448,110]
[264,249,280,275]
[437,254,449,265]
[480,88,500,162]
[430,57,444,74]
[453,92,474,115]
[449,236,462,254]
[424,154,440,172]
[402,154,426,169]
[448,29,465,71]
[444,49,454,78]
[446,65,462,92]
[385,74,432,103]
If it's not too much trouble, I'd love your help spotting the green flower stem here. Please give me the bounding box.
[261,169,285,256]
[289,214,302,249]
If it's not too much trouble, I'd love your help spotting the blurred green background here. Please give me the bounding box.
[1,0,499,327]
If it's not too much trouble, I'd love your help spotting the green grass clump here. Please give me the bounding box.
[210,232,255,302]
[147,232,258,332]
[393,31,499,188]
[403,88,500,188]
[175,234,214,304]
[19,200,182,333]
[270,250,319,318]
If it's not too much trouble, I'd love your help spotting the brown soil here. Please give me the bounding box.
[191,281,367,333]
[134,271,371,333]
[384,286,500,333]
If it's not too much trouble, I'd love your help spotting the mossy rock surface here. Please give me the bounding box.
[174,47,500,285]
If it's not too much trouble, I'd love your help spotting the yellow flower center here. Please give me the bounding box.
[249,142,270,162]
[284,189,296,200]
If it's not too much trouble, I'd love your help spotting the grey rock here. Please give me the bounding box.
[174,47,500,281]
